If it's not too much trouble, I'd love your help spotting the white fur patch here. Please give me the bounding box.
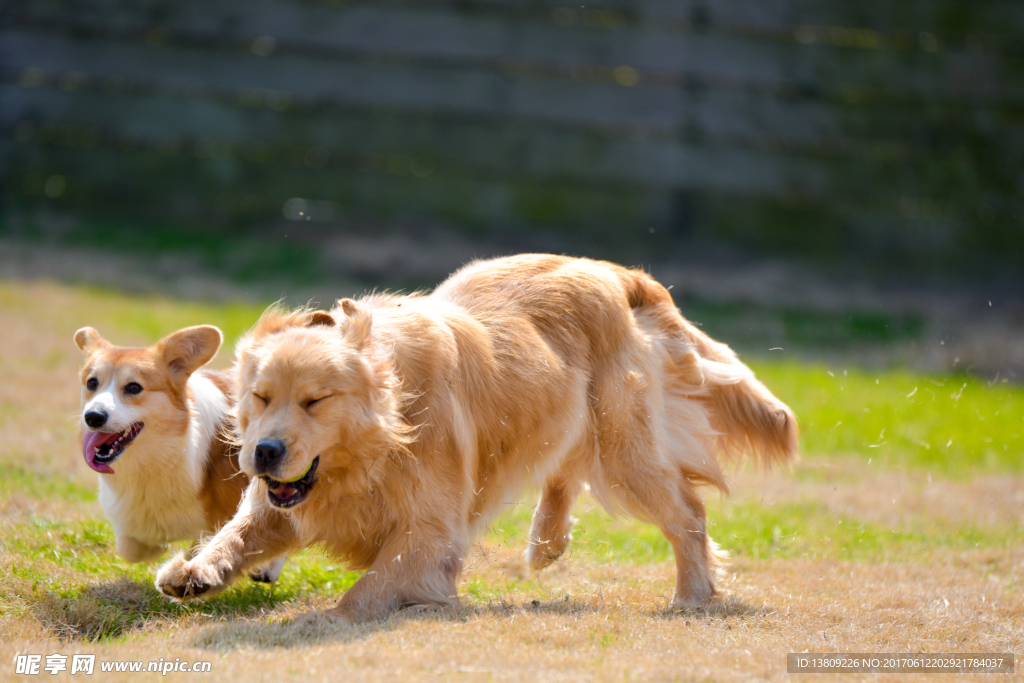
[98,374,228,547]
[83,378,142,434]
[187,374,230,488]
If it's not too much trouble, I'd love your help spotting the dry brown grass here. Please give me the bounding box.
[729,461,1024,531]
[3,545,1021,681]
[0,280,1021,682]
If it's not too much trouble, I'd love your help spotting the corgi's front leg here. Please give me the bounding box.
[248,556,287,584]
[156,484,298,601]
[116,535,165,563]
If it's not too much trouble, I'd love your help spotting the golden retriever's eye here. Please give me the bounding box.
[86,377,98,391]
[124,382,143,395]
[304,395,330,410]
[253,393,268,406]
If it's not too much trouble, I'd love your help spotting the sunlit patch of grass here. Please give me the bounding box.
[65,287,269,352]
[462,575,541,603]
[0,482,362,641]
[482,493,1023,568]
[0,464,96,503]
[751,361,1024,475]
[0,280,268,360]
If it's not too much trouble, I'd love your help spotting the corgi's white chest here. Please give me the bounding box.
[99,472,207,545]
[96,374,228,546]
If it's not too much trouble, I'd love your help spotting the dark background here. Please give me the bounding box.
[2,0,1022,374]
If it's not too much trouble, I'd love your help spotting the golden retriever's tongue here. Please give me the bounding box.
[83,431,119,474]
[273,482,298,499]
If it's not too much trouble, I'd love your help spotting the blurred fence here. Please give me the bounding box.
[2,0,1022,269]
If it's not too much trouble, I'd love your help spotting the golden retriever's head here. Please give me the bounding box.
[234,301,410,509]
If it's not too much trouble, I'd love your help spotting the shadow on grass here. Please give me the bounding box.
[190,595,602,650]
[33,576,292,642]
[654,594,774,621]
[36,575,765,647]
[191,594,770,650]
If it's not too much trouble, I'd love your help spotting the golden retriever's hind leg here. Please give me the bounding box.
[600,459,715,610]
[526,477,583,571]
[669,479,717,610]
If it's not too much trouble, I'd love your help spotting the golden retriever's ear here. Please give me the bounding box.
[338,298,372,347]
[159,325,223,382]
[74,327,110,353]
[304,311,336,328]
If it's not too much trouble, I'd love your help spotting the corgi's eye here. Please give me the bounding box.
[86,377,98,391]
[124,382,143,395]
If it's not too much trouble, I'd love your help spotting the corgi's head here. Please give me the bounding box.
[74,325,223,474]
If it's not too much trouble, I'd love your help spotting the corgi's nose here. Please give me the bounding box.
[254,439,286,474]
[84,410,108,429]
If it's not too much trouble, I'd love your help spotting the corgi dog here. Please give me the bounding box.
[75,325,285,583]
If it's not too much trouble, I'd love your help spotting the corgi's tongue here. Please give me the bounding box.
[83,431,120,474]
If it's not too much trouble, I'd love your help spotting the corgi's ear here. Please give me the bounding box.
[159,325,223,382]
[304,310,336,328]
[338,298,372,347]
[74,327,110,354]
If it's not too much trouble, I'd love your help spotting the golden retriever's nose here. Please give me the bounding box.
[253,439,286,474]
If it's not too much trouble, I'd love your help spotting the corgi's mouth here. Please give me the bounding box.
[262,456,319,509]
[82,423,144,474]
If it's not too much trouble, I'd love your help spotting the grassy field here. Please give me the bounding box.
[0,280,1021,681]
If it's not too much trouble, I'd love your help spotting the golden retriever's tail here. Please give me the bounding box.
[623,269,798,471]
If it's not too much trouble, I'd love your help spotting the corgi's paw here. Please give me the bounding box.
[248,556,286,584]
[156,553,230,601]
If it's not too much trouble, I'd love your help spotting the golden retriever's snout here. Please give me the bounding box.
[252,436,320,509]
[253,438,286,476]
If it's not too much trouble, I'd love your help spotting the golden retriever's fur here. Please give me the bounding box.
[156,254,797,620]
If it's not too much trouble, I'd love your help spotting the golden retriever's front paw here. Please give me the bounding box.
[155,554,228,601]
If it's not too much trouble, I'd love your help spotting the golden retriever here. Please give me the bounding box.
[156,254,797,620]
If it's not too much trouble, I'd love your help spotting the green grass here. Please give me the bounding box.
[1,508,362,641]
[752,361,1024,476]
[0,465,97,503]
[484,496,1021,569]
[0,280,269,353]
[70,287,269,351]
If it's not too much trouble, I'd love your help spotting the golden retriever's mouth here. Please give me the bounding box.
[261,456,319,508]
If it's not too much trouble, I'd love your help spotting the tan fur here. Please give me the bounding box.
[198,422,246,527]
[195,367,248,525]
[156,255,798,619]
